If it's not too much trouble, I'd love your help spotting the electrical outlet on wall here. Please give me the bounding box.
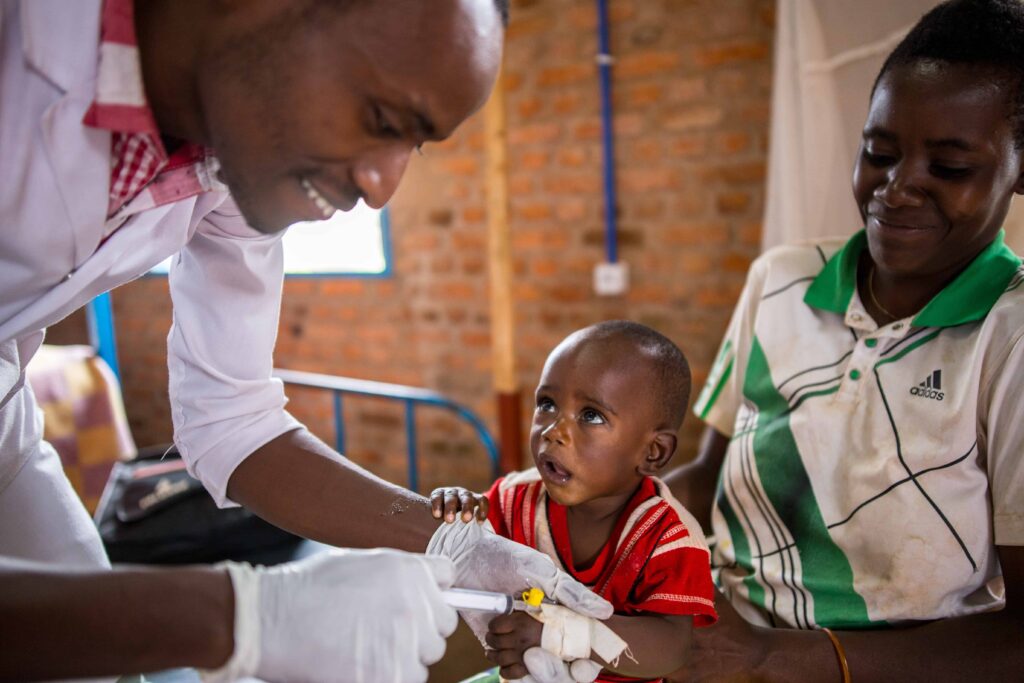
[593,261,629,296]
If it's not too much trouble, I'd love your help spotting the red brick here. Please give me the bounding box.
[663,221,730,246]
[452,231,486,250]
[405,231,442,250]
[555,199,589,222]
[716,191,751,214]
[667,76,708,103]
[518,150,550,170]
[572,118,603,141]
[619,167,679,193]
[320,280,367,296]
[508,174,535,195]
[440,156,479,176]
[538,63,593,88]
[509,123,562,146]
[670,133,708,158]
[557,147,589,168]
[663,106,724,131]
[514,202,553,222]
[552,93,584,115]
[716,130,752,155]
[462,205,486,223]
[514,228,571,250]
[542,174,602,195]
[616,51,682,79]
[460,330,491,348]
[721,251,754,273]
[694,40,771,69]
[620,83,664,108]
[518,97,543,119]
[701,162,766,185]
[613,113,645,138]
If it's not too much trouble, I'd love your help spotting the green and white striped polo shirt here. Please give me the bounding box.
[695,230,1024,630]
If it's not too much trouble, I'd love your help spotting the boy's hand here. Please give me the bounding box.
[430,486,489,523]
[484,611,544,680]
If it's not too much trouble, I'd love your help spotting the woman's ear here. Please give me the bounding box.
[639,430,678,475]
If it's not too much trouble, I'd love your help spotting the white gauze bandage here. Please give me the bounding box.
[532,603,629,667]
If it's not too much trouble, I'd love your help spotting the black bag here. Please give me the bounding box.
[95,445,302,565]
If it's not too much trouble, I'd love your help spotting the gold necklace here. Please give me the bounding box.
[867,265,898,321]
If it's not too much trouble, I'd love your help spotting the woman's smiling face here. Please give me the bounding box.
[852,62,1024,279]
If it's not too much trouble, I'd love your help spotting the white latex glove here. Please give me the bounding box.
[507,648,603,683]
[202,548,458,683]
[427,521,614,683]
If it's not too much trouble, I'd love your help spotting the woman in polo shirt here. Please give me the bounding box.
[666,1,1024,680]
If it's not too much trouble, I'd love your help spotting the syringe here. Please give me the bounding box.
[442,587,550,614]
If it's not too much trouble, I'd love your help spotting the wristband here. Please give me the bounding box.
[821,627,851,683]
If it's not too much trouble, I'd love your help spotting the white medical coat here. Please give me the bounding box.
[0,0,301,505]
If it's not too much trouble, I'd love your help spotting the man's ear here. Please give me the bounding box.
[639,430,678,475]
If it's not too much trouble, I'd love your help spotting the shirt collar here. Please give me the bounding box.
[804,229,1022,328]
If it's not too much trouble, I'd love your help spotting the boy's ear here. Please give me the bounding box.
[639,430,678,475]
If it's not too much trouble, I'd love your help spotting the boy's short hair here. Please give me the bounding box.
[578,321,691,431]
[875,0,1024,148]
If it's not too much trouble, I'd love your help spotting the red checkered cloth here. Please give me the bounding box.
[82,0,219,227]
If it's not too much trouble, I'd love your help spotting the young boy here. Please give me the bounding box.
[433,321,717,682]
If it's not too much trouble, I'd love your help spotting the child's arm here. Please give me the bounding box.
[430,485,489,523]
[598,613,694,677]
[487,611,694,680]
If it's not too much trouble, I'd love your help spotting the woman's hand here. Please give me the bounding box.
[430,486,489,523]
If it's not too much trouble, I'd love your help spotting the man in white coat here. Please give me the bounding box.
[0,1,612,681]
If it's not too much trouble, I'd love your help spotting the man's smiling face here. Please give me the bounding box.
[193,0,503,233]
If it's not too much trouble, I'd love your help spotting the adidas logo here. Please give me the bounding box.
[909,369,944,401]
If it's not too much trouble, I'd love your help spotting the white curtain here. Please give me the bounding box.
[763,0,1024,252]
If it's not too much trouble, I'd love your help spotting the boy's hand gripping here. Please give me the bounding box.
[431,486,489,523]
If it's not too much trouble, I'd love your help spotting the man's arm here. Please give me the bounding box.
[661,427,729,531]
[0,562,232,682]
[228,427,439,551]
[680,544,1024,682]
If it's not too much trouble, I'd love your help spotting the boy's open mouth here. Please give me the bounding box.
[538,454,572,485]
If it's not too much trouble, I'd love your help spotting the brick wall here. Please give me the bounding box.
[80,0,774,495]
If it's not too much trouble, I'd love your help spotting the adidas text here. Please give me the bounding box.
[909,386,944,401]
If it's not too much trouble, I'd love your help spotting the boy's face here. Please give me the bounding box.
[529,335,666,508]
[852,62,1024,279]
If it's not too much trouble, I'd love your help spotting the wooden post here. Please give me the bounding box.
[484,67,522,473]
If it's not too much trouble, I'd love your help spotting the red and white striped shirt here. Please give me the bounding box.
[82,0,221,232]
[485,470,718,683]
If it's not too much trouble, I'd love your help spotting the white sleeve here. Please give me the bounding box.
[692,255,768,437]
[981,332,1024,546]
[167,197,302,507]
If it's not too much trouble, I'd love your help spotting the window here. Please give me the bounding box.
[150,201,391,277]
[282,202,391,276]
